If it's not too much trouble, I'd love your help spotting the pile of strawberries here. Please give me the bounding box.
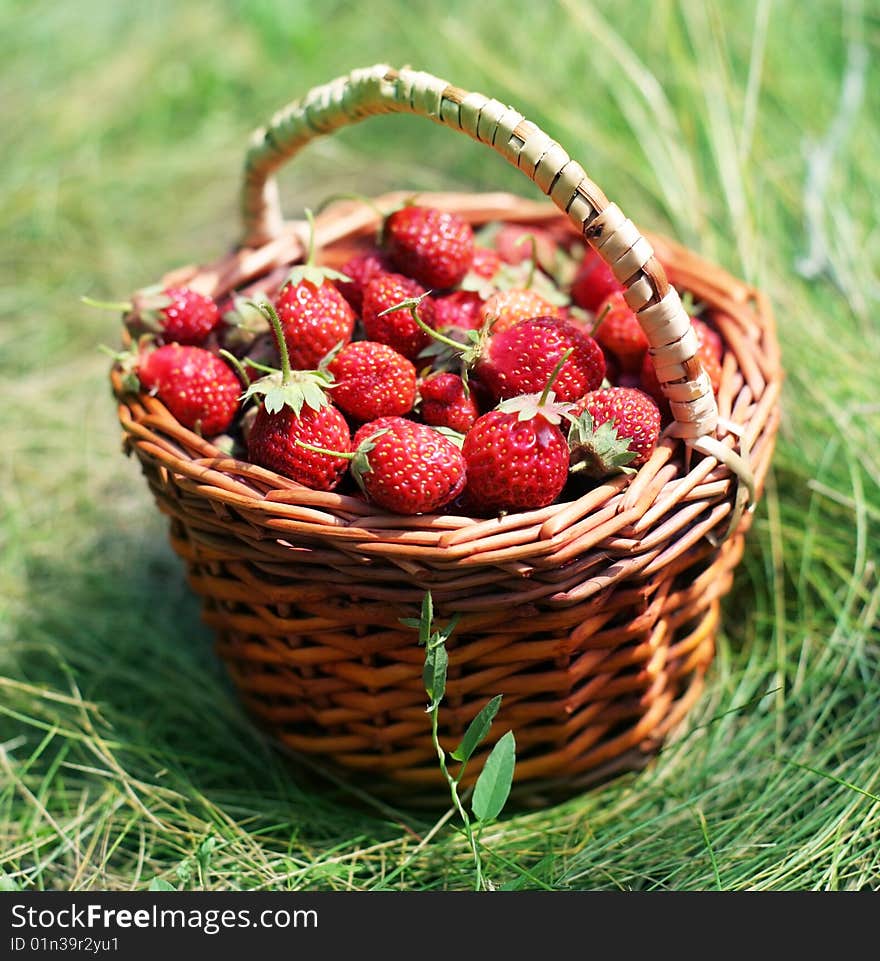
[113,203,725,517]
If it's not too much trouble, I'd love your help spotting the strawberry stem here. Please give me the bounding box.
[218,348,252,388]
[303,208,317,267]
[82,296,133,312]
[514,233,538,289]
[294,438,355,460]
[253,301,293,386]
[539,347,574,406]
[379,295,466,352]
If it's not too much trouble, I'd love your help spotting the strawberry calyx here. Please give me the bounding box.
[567,410,639,478]
[283,209,352,290]
[494,346,575,425]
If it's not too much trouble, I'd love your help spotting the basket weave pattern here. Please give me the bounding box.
[111,67,782,796]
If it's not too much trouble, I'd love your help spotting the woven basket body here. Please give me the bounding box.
[111,67,781,800]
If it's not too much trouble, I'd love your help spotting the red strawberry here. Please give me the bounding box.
[433,290,484,331]
[350,417,467,514]
[134,343,240,436]
[242,302,351,490]
[248,403,351,490]
[568,387,661,477]
[463,391,572,513]
[418,372,480,433]
[335,250,391,313]
[274,273,355,371]
[125,286,221,345]
[693,317,724,364]
[361,272,437,360]
[570,246,624,313]
[383,206,474,289]
[470,245,502,280]
[475,317,606,402]
[493,223,558,269]
[328,341,416,422]
[593,290,649,373]
[479,288,562,334]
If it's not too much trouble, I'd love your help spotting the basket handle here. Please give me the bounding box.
[242,65,717,440]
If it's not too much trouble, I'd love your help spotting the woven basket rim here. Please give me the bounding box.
[111,194,782,582]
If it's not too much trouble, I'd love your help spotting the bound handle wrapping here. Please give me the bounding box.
[242,64,718,440]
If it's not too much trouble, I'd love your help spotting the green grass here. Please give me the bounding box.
[1,0,879,890]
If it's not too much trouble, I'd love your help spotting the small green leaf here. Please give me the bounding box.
[423,641,448,711]
[0,874,21,891]
[452,695,503,763]
[399,617,421,629]
[472,730,516,822]
[148,878,176,892]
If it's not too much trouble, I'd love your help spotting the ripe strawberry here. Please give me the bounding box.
[418,372,480,433]
[242,302,352,491]
[568,387,661,478]
[470,245,502,280]
[475,317,606,402]
[327,340,416,422]
[361,272,437,360]
[248,403,351,490]
[570,246,623,313]
[134,343,240,436]
[350,417,466,514]
[593,291,649,373]
[124,286,221,345]
[335,249,391,313]
[492,223,558,270]
[433,290,484,331]
[479,288,562,334]
[274,274,355,371]
[382,206,474,289]
[463,390,572,514]
[693,317,724,365]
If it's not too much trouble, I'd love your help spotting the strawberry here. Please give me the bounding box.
[470,245,502,280]
[119,286,221,345]
[418,372,480,433]
[463,388,572,514]
[274,274,355,371]
[475,317,606,402]
[382,206,474,289]
[570,246,623,313]
[693,317,724,365]
[248,403,351,490]
[133,343,240,436]
[362,272,437,360]
[593,290,649,373]
[273,212,356,370]
[433,290,484,331]
[479,288,561,334]
[492,223,558,270]
[335,249,391,313]
[349,417,467,514]
[327,340,416,422]
[242,302,351,490]
[568,387,661,478]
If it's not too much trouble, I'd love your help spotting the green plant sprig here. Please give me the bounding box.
[401,592,516,891]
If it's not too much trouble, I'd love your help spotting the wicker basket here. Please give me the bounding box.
[110,66,782,802]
